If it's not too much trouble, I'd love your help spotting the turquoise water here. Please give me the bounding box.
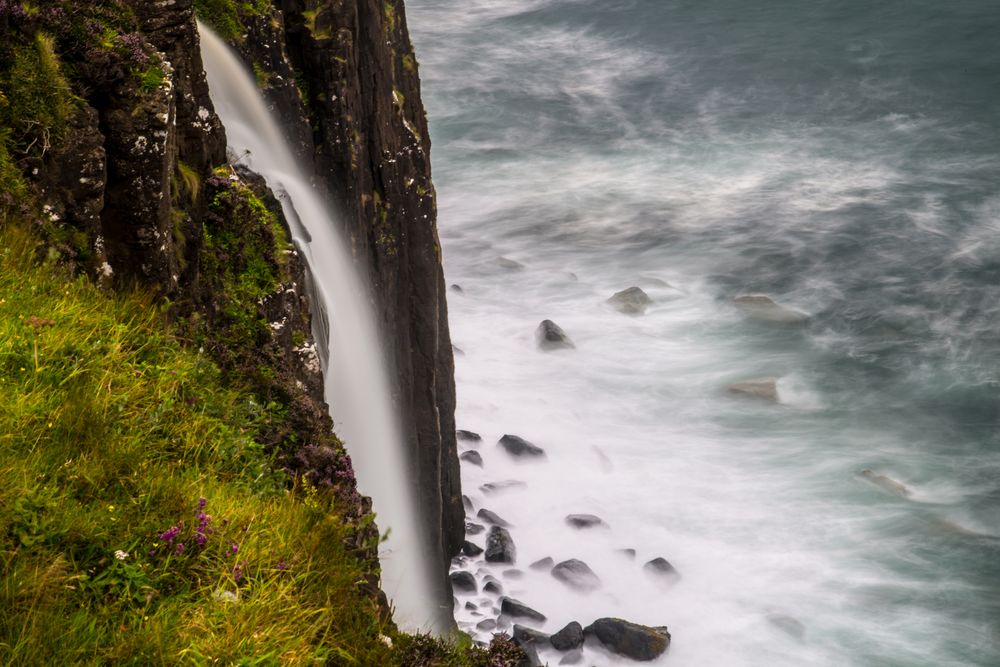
[409,1,1000,663]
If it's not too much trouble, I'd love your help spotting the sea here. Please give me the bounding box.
[407,1,1000,664]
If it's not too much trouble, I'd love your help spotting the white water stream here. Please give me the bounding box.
[199,25,441,633]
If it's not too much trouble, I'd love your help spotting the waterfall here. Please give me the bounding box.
[198,24,443,633]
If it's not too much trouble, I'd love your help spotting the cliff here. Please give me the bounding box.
[0,0,510,662]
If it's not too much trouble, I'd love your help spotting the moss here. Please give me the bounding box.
[384,1,397,34]
[252,61,271,89]
[401,52,416,73]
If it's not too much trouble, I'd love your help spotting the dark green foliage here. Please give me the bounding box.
[194,0,273,42]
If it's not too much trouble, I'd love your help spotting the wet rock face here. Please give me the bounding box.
[550,621,584,651]
[585,618,671,661]
[271,0,463,596]
[498,434,546,458]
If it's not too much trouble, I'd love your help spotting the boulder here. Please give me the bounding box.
[500,597,547,623]
[607,286,653,315]
[450,284,464,293]
[450,571,477,593]
[513,624,550,647]
[481,480,528,494]
[465,601,477,611]
[550,621,584,651]
[466,522,485,536]
[860,469,911,497]
[733,295,808,324]
[457,429,482,443]
[727,377,779,402]
[460,450,484,467]
[529,556,555,571]
[503,568,524,579]
[485,526,517,564]
[536,319,575,351]
[483,581,504,595]
[476,618,497,632]
[497,256,525,270]
[584,618,671,661]
[552,559,601,592]
[477,508,512,527]
[565,514,607,529]
[498,434,546,459]
[644,557,679,579]
[462,541,484,557]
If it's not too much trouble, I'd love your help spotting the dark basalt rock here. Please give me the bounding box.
[477,508,512,527]
[476,618,497,632]
[550,621,584,651]
[607,286,653,315]
[450,571,477,593]
[529,557,555,571]
[460,450,484,467]
[481,480,528,494]
[644,557,679,579]
[450,284,464,293]
[513,624,550,647]
[565,514,607,529]
[498,434,546,459]
[551,559,601,592]
[500,597,547,623]
[536,319,575,351]
[466,522,485,536]
[462,541,484,557]
[457,429,482,443]
[465,601,477,611]
[483,580,504,595]
[584,618,671,661]
[485,525,516,564]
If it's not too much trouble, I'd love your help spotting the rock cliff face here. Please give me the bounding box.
[10,0,460,619]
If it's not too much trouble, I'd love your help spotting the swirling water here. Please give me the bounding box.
[408,0,1000,664]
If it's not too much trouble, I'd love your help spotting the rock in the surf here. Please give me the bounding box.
[767,613,806,640]
[498,434,546,458]
[483,580,504,595]
[476,618,497,632]
[450,283,464,293]
[462,494,474,512]
[466,521,485,535]
[462,541,484,557]
[608,286,653,315]
[584,617,671,661]
[552,559,601,592]
[457,429,482,443]
[460,450,484,466]
[485,525,517,564]
[536,319,575,350]
[733,294,808,324]
[565,513,607,529]
[500,597,547,623]
[860,469,911,497]
[559,649,584,665]
[450,571,477,593]
[618,548,637,559]
[477,508,512,527]
[530,556,555,571]
[727,377,779,402]
[481,479,529,494]
[644,557,679,579]
[503,568,525,579]
[497,256,525,270]
[550,621,585,651]
[513,624,550,647]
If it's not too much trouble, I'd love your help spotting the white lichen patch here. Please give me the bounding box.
[294,342,321,375]
[99,262,114,278]
[270,317,287,332]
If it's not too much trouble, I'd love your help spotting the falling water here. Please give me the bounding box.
[199,24,442,633]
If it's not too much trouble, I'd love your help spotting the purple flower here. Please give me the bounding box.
[195,533,207,546]
[197,497,207,510]
[175,542,185,555]
[230,543,239,555]
[158,525,181,543]
[277,559,287,571]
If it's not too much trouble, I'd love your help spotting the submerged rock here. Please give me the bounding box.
[497,256,525,270]
[644,557,680,580]
[481,479,528,494]
[536,319,575,351]
[513,624,550,647]
[529,556,555,571]
[565,514,607,529]
[552,559,601,592]
[450,571,477,593]
[483,580,504,595]
[498,434,546,459]
[485,525,517,564]
[477,508,512,527]
[503,568,524,579]
[618,548,637,559]
[500,597,547,623]
[462,494,474,512]
[476,618,497,632]
[460,450,484,467]
[607,286,653,315]
[767,613,806,640]
[550,621,585,651]
[466,522,485,536]
[733,295,808,324]
[559,649,584,665]
[457,429,482,443]
[584,617,671,661]
[727,377,779,402]
[860,469,911,497]
[450,283,464,293]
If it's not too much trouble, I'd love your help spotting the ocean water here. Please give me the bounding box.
[407,1,1000,664]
